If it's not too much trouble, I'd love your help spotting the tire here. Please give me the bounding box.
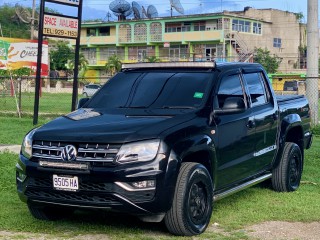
[28,203,73,221]
[164,162,213,236]
[272,142,303,192]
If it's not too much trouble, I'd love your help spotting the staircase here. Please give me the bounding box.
[225,31,253,62]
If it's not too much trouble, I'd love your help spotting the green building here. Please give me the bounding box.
[79,7,305,79]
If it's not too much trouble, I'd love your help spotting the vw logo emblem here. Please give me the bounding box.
[61,145,77,161]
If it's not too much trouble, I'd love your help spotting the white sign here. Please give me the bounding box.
[164,42,170,48]
[0,38,49,76]
[51,0,80,6]
[43,14,78,38]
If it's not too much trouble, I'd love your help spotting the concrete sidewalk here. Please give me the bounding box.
[0,145,21,154]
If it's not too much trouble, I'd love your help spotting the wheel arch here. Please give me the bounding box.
[181,150,216,187]
[274,116,304,169]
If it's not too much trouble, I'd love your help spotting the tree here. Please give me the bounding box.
[49,41,74,71]
[0,69,10,96]
[0,4,30,38]
[67,53,89,84]
[253,48,282,74]
[295,12,304,23]
[105,55,122,76]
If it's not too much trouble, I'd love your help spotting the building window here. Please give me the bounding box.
[150,22,162,42]
[128,46,154,61]
[86,28,96,37]
[134,23,147,42]
[232,19,251,33]
[253,22,261,34]
[81,48,96,64]
[165,22,191,33]
[194,21,206,31]
[98,27,110,36]
[159,45,188,61]
[119,24,132,43]
[100,47,117,61]
[165,23,181,32]
[182,22,191,32]
[273,38,282,48]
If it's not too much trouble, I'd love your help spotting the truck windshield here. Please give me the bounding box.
[86,71,212,109]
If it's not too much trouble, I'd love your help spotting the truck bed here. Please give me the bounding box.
[276,95,305,103]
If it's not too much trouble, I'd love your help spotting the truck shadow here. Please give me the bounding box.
[66,209,168,234]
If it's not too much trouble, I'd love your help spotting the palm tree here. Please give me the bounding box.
[67,53,89,78]
[146,56,160,62]
[67,53,89,84]
[105,55,122,76]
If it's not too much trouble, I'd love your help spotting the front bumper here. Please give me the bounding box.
[16,152,177,216]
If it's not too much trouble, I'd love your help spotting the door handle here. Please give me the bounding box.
[246,120,256,129]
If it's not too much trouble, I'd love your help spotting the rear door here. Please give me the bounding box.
[242,69,278,173]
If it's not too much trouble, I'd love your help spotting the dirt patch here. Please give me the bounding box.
[1,222,320,239]
[0,231,110,240]
[245,221,320,240]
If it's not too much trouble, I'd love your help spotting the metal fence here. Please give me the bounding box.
[0,75,314,122]
[0,76,110,121]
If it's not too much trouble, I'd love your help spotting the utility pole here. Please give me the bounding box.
[31,0,36,40]
[306,0,319,126]
[0,23,3,37]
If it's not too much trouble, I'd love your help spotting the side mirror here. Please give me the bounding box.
[214,97,246,115]
[77,98,90,109]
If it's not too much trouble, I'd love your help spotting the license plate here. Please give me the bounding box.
[53,175,79,192]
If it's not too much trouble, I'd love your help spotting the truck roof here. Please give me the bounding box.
[121,62,263,71]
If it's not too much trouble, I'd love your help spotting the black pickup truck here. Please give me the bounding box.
[16,62,312,236]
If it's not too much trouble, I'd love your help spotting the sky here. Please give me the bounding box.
[0,0,309,22]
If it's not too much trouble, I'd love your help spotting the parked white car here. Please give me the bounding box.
[82,84,101,97]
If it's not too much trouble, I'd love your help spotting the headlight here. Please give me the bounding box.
[21,128,37,159]
[116,139,160,164]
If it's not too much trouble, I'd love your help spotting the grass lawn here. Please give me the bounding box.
[0,92,73,117]
[0,135,319,239]
[0,117,47,145]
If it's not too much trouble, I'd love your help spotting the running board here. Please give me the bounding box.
[213,173,272,201]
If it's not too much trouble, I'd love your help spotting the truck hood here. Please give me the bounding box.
[33,108,196,143]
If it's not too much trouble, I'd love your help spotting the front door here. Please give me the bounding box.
[214,72,256,189]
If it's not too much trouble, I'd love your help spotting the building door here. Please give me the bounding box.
[138,49,147,61]
[169,48,180,61]
[205,47,217,61]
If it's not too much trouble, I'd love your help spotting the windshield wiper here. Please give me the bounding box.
[162,106,196,109]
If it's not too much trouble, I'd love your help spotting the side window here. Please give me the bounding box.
[217,74,244,108]
[243,73,267,107]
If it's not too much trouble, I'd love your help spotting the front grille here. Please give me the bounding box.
[25,189,120,205]
[28,177,155,202]
[32,141,122,165]
[29,178,114,192]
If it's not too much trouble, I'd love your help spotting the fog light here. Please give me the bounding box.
[131,180,155,189]
[115,180,156,191]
